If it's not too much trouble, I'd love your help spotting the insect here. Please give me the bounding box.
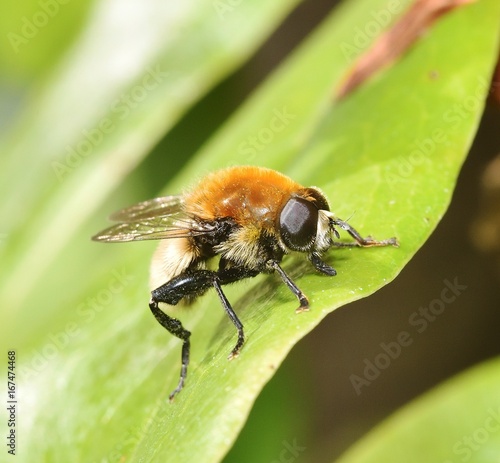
[92,166,398,400]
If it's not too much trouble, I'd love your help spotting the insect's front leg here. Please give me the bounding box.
[331,219,399,248]
[309,252,337,276]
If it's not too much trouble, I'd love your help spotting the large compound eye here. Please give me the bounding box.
[279,197,318,251]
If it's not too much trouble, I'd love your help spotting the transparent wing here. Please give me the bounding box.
[92,196,215,243]
[109,195,184,222]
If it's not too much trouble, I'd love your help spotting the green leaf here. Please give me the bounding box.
[335,357,500,463]
[2,0,500,462]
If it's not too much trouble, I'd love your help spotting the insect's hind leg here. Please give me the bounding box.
[151,270,216,400]
[150,266,258,398]
[149,298,190,401]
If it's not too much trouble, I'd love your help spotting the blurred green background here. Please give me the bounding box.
[1,0,500,462]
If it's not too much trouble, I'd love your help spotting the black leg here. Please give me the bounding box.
[150,265,260,398]
[149,297,191,401]
[331,219,399,247]
[267,260,309,313]
[152,270,215,305]
[150,271,214,401]
[309,252,337,276]
[215,265,260,359]
[212,278,244,360]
